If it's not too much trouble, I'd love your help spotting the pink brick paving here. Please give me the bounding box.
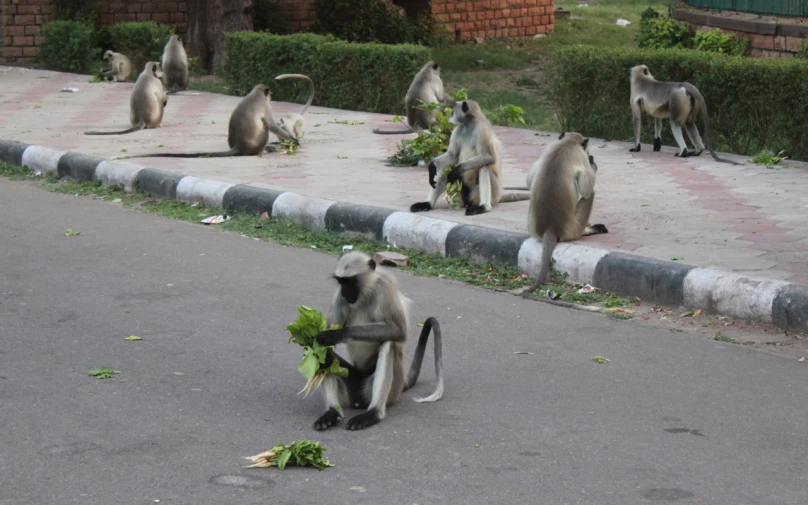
[1,66,806,286]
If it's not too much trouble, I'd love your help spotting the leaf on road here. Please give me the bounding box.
[591,356,610,364]
[124,335,142,341]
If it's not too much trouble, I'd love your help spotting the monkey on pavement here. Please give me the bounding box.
[161,34,189,93]
[629,65,740,165]
[311,252,444,431]
[111,84,298,160]
[373,61,455,135]
[84,62,166,136]
[100,50,132,82]
[521,132,608,298]
[273,74,315,139]
[410,100,529,216]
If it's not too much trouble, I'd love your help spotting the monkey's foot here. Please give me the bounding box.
[585,224,609,235]
[346,409,380,431]
[313,407,343,431]
[465,205,489,216]
[653,138,661,151]
[410,202,432,213]
[675,149,689,158]
[689,149,703,157]
[629,144,641,152]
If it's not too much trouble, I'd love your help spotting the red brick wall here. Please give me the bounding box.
[433,0,555,40]
[1,0,188,65]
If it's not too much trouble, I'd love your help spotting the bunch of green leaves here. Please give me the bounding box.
[36,20,99,74]
[749,149,788,167]
[272,138,301,156]
[287,306,348,396]
[244,440,333,470]
[693,29,748,57]
[635,16,692,50]
[442,167,463,209]
[88,367,119,379]
[485,104,526,126]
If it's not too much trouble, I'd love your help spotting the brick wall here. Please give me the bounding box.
[433,0,555,40]
[1,0,188,65]
[276,0,317,31]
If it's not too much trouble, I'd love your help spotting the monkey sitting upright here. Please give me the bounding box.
[628,64,739,165]
[161,34,189,93]
[311,252,444,431]
[521,132,608,297]
[85,62,166,135]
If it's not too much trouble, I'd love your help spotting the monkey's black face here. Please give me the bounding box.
[336,276,360,304]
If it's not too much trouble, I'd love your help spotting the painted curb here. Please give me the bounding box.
[2,138,807,331]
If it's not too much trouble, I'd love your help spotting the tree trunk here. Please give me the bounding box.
[186,0,253,74]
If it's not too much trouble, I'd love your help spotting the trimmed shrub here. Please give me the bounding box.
[36,20,99,74]
[546,46,808,160]
[693,29,748,56]
[101,22,175,74]
[223,32,429,114]
[636,16,693,50]
[312,0,435,45]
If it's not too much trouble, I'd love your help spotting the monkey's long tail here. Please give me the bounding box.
[536,230,558,288]
[372,120,417,135]
[683,83,741,166]
[404,317,444,403]
[499,192,531,202]
[275,74,315,116]
[84,121,145,136]
[110,147,241,160]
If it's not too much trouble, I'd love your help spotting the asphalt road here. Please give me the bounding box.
[1,179,806,505]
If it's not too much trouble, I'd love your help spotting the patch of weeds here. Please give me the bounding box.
[591,356,610,364]
[607,313,632,320]
[188,78,236,95]
[0,163,41,181]
[88,367,120,379]
[749,149,788,168]
[64,228,81,236]
[329,119,365,126]
[714,332,737,343]
[515,74,540,88]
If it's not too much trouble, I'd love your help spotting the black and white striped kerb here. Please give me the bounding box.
[3,138,807,332]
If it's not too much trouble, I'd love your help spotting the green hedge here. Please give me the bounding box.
[223,32,430,114]
[101,22,175,73]
[546,46,808,160]
[37,21,99,74]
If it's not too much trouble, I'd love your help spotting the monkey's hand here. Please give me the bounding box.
[316,328,345,347]
[446,164,464,183]
[428,161,437,188]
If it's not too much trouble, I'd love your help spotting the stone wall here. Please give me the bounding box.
[673,7,808,58]
[433,0,555,40]
[1,0,188,65]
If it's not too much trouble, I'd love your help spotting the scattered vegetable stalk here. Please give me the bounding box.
[286,306,348,397]
[244,440,333,470]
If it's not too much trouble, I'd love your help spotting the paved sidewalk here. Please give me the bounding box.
[1,66,807,287]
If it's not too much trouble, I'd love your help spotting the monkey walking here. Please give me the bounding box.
[272,74,314,140]
[111,84,298,160]
[521,133,608,298]
[99,50,132,82]
[629,65,740,165]
[161,34,189,93]
[311,252,444,431]
[373,61,455,135]
[84,62,167,136]
[410,100,529,216]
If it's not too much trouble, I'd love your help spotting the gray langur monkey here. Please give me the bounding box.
[273,74,314,139]
[521,132,608,298]
[100,50,132,82]
[84,62,166,135]
[629,65,740,165]
[373,61,455,135]
[161,34,189,93]
[410,100,529,216]
[312,252,444,431]
[111,84,298,160]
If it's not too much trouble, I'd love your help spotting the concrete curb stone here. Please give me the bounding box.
[2,138,807,331]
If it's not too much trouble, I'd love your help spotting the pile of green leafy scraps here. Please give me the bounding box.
[286,306,348,397]
[244,440,333,470]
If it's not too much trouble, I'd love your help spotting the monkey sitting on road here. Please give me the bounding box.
[161,34,189,93]
[522,132,608,298]
[629,64,739,165]
[273,74,315,140]
[111,84,298,160]
[373,61,455,135]
[100,50,132,82]
[311,252,444,431]
[410,100,529,216]
[84,62,166,135]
